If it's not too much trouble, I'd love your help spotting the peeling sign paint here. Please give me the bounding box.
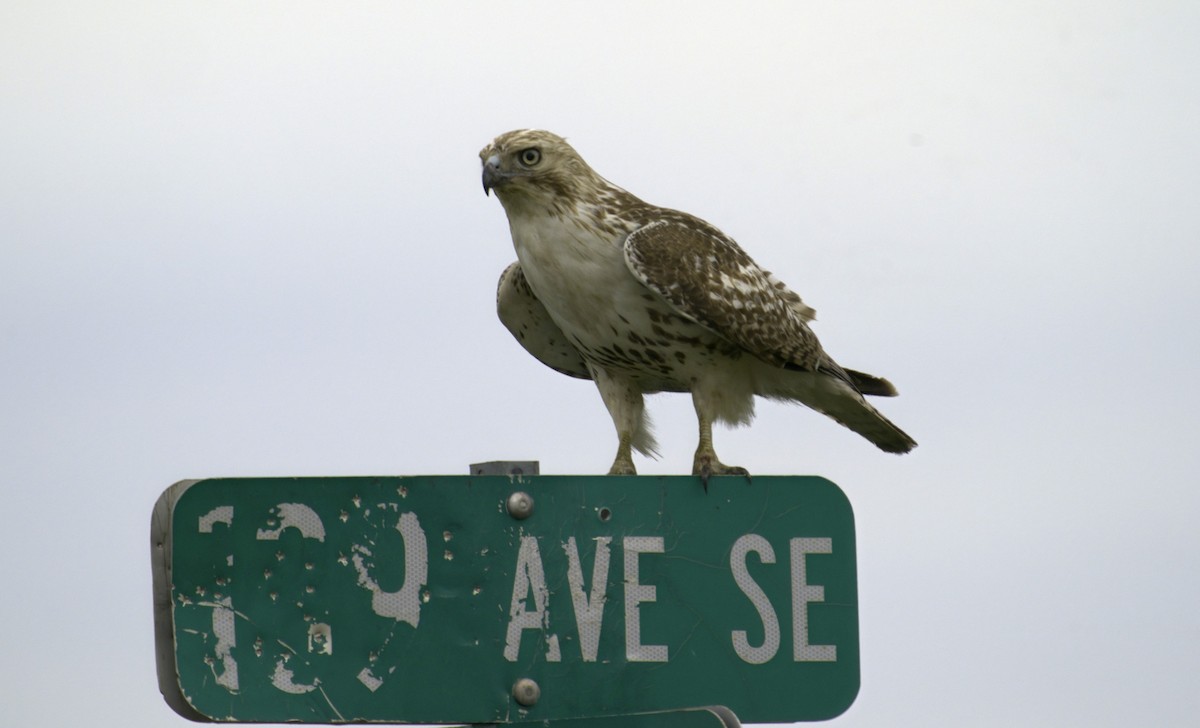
[350,511,427,627]
[255,503,326,542]
[198,506,233,533]
[356,667,383,692]
[203,596,238,691]
[270,657,317,694]
[308,622,332,655]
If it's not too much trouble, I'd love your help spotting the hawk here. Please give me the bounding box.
[481,129,915,480]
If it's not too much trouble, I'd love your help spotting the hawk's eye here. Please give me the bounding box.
[519,148,541,167]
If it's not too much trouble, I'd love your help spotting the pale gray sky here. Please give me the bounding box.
[3,1,1199,726]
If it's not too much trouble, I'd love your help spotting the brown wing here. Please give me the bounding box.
[623,219,826,372]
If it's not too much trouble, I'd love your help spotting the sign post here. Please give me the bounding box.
[151,475,858,723]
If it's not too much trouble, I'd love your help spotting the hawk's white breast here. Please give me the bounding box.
[507,211,633,342]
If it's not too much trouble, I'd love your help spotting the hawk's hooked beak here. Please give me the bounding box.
[482,154,504,196]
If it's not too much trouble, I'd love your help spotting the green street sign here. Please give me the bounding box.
[151,476,859,723]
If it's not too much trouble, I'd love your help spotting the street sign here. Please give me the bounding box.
[151,476,858,723]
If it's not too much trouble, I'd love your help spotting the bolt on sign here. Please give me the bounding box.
[151,476,859,723]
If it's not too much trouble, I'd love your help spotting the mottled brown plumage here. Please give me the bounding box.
[483,130,915,479]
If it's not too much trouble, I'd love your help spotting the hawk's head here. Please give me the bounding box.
[480,129,605,212]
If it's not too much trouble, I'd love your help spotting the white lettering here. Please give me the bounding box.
[730,534,780,664]
[307,622,332,655]
[256,503,326,542]
[564,536,612,662]
[791,537,836,662]
[207,595,239,690]
[623,536,668,662]
[196,508,238,691]
[357,667,383,692]
[270,656,317,694]
[198,506,233,533]
[350,512,428,627]
[504,536,561,662]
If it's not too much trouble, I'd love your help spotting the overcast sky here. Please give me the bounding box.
[3,2,1199,726]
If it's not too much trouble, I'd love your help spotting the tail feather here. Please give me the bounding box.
[794,357,900,397]
[767,368,917,453]
[814,381,916,453]
[838,402,917,454]
[845,368,899,397]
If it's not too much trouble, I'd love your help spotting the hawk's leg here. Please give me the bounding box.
[692,392,749,489]
[609,433,638,476]
[591,368,644,476]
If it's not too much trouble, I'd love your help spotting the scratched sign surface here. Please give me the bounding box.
[155,476,858,723]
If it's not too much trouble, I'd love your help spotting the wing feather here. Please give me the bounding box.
[623,219,825,372]
[497,262,592,380]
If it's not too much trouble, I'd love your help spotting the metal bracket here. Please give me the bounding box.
[470,461,540,476]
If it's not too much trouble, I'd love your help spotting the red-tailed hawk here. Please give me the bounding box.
[481,130,915,480]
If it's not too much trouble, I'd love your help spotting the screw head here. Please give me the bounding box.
[506,491,534,520]
[512,677,540,706]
